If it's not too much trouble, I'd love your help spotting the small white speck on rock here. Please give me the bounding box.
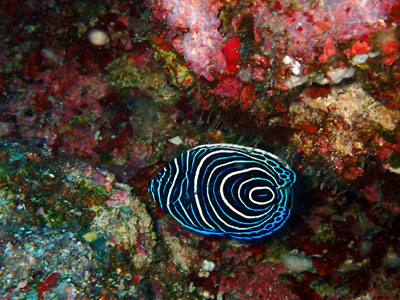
[281,251,313,274]
[88,29,108,46]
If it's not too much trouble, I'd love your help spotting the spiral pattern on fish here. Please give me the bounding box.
[148,143,296,239]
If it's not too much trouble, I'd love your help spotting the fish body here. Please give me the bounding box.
[148,143,296,240]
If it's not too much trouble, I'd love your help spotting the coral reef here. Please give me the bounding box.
[0,0,399,299]
[290,83,400,180]
[147,0,400,182]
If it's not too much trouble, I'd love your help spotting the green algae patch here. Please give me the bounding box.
[106,55,179,105]
[151,39,194,89]
[390,153,400,169]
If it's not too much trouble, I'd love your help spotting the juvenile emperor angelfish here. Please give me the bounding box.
[148,143,296,240]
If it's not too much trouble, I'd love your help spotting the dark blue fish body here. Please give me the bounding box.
[148,143,296,240]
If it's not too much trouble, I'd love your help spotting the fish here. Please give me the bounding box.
[148,143,296,240]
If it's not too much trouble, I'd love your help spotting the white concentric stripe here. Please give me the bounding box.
[218,167,279,219]
[228,209,291,239]
[194,153,254,231]
[191,146,268,168]
[203,161,276,231]
[179,153,216,230]
[193,144,296,188]
[195,144,293,192]
[248,186,275,205]
[237,178,276,206]
[192,147,292,231]
[174,176,199,227]
[157,166,171,209]
[192,150,248,231]
[165,159,179,210]
[181,151,208,229]
[165,155,217,231]
[193,148,285,189]
[192,143,291,170]
[166,158,197,228]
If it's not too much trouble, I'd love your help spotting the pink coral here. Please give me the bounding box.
[152,0,227,80]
